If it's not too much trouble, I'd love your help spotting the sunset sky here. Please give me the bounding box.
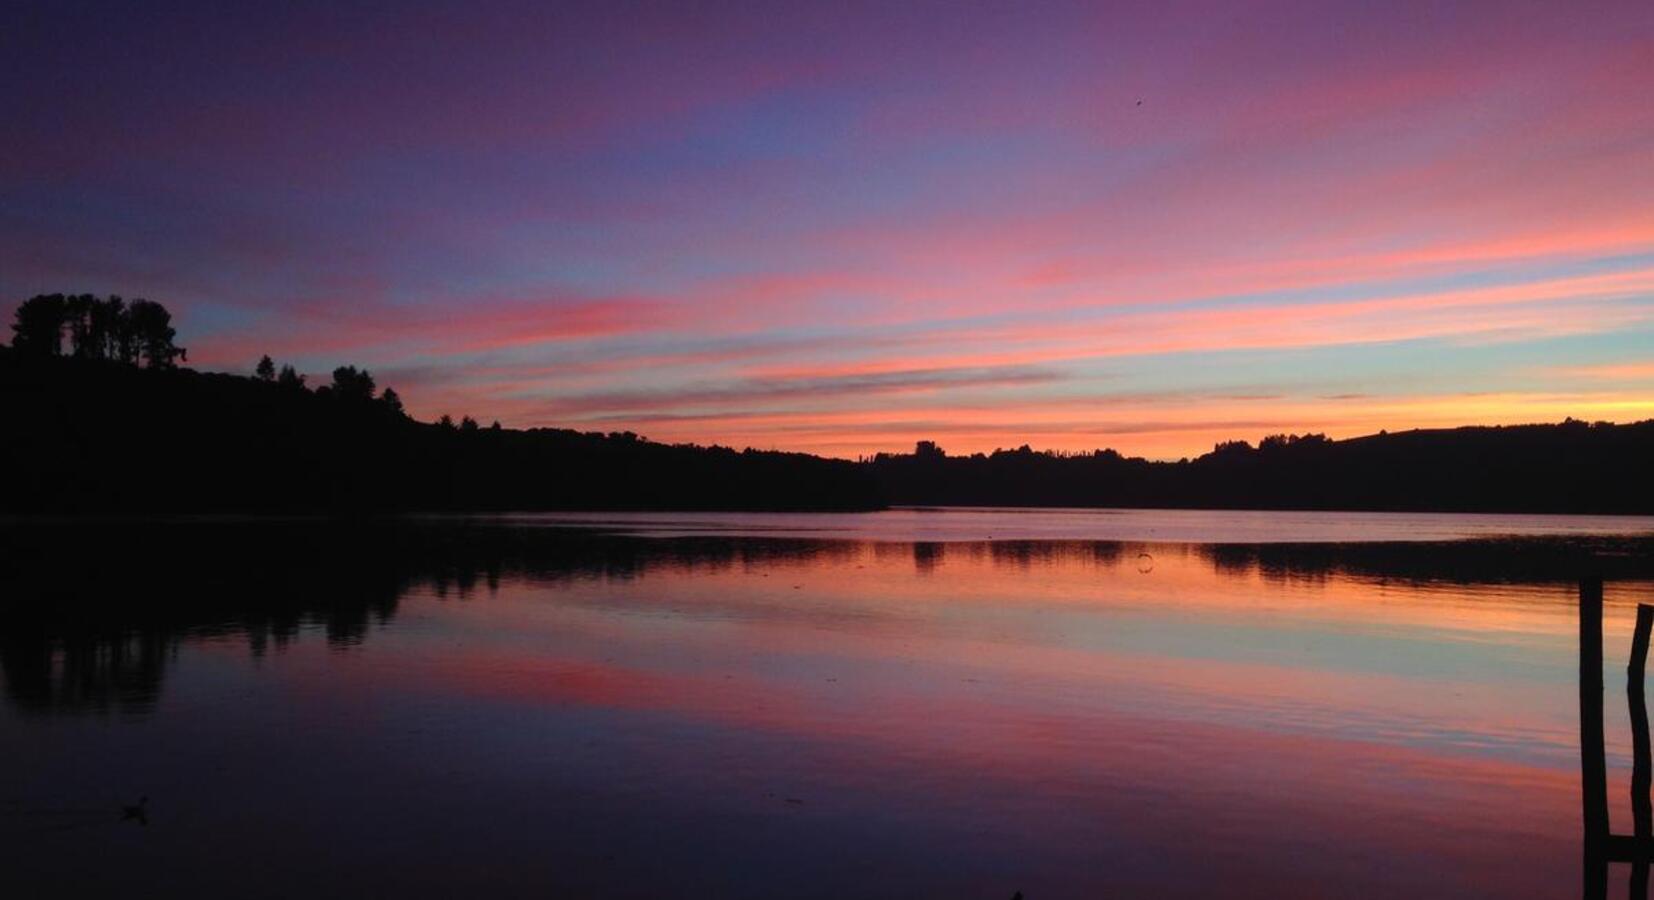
[4,0,1652,458]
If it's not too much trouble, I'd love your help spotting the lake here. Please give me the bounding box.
[4,509,1654,898]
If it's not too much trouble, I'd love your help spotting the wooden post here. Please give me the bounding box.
[1631,604,1654,900]
[1584,576,1609,843]
[1631,604,1653,838]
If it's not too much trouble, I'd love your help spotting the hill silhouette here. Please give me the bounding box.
[0,345,880,513]
[4,293,1652,514]
[865,425,1654,514]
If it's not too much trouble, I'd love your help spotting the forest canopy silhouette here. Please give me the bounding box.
[4,293,1652,514]
[11,293,186,368]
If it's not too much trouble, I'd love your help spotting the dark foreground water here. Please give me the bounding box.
[4,510,1654,898]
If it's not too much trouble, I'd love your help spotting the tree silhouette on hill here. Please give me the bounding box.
[5,290,1653,514]
[10,294,66,355]
[329,365,376,401]
[9,293,184,368]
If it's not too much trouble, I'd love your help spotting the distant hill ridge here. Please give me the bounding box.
[3,345,1650,514]
[866,423,1654,514]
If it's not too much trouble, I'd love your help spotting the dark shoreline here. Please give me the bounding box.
[5,347,1653,516]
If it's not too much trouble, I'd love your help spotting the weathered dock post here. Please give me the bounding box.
[1584,576,1608,843]
[1578,580,1654,899]
[1631,604,1654,897]
[1630,604,1653,836]
[1583,576,1610,900]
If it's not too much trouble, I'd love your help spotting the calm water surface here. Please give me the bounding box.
[4,509,1654,898]
[485,506,1654,542]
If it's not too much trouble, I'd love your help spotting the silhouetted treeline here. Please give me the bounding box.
[864,425,1654,514]
[0,344,881,512]
[10,292,185,367]
[8,293,1654,513]
[8,343,1653,513]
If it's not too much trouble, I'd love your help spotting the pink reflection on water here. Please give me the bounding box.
[322,537,1625,897]
[9,526,1648,899]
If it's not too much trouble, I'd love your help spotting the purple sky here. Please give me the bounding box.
[4,0,1652,457]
